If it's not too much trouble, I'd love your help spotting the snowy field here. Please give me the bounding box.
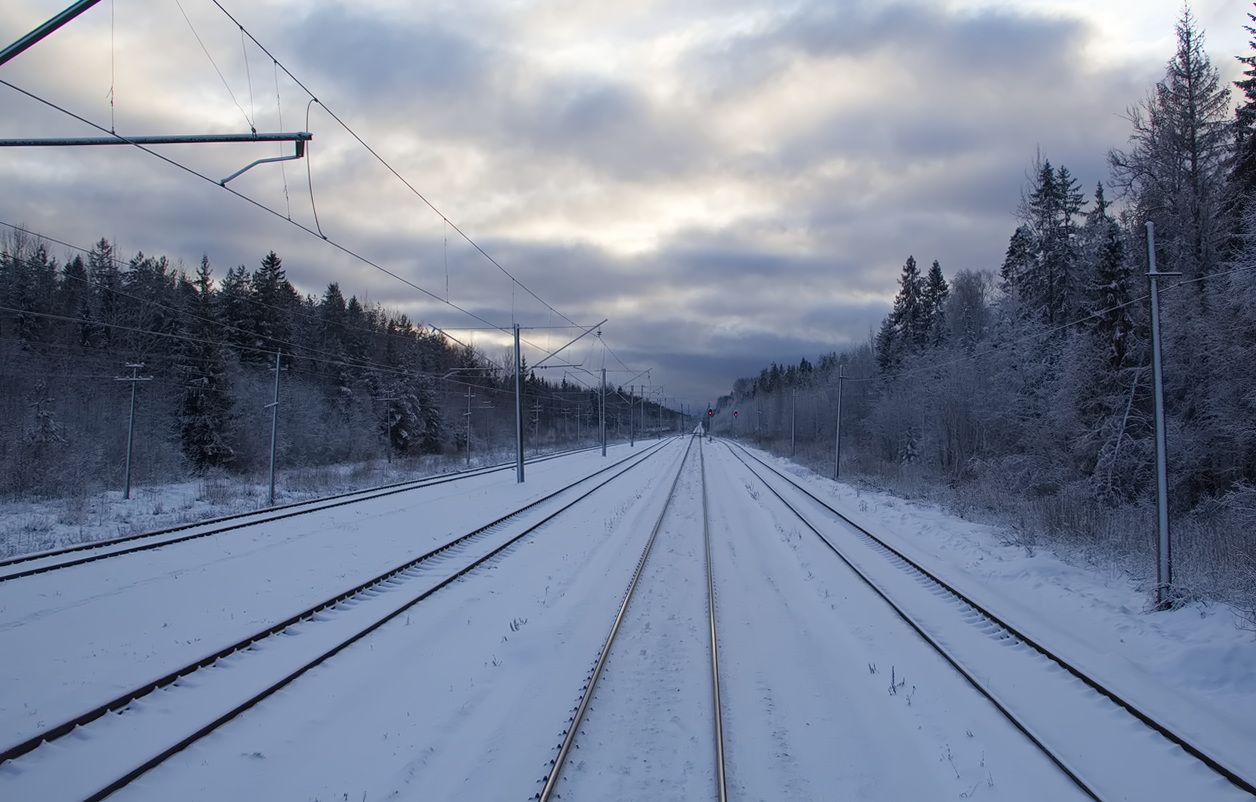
[1,438,1254,799]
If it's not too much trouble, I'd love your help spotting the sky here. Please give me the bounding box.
[0,0,1251,409]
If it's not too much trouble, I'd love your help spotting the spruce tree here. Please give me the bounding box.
[893,255,926,347]
[1083,184,1133,369]
[1109,8,1231,283]
[174,256,236,470]
[86,238,117,348]
[922,259,949,346]
[248,250,299,361]
[1233,4,1256,225]
[1007,157,1085,325]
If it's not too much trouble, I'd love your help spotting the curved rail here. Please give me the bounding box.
[722,440,1256,798]
[0,440,670,772]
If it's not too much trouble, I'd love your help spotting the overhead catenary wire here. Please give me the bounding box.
[0,259,607,413]
[3,3,658,398]
[206,0,583,331]
[0,219,507,374]
[0,77,507,357]
[173,0,254,133]
[274,60,290,218]
[0,75,619,387]
[0,232,525,385]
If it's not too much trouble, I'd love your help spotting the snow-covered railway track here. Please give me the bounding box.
[538,436,728,801]
[0,447,596,583]
[0,443,672,801]
[722,440,1256,800]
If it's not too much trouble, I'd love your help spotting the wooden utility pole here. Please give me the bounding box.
[115,363,151,500]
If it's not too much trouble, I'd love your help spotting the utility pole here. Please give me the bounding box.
[629,385,635,447]
[1146,222,1179,609]
[465,386,475,467]
[791,389,797,457]
[600,367,607,457]
[514,324,525,483]
[114,363,151,500]
[379,395,400,464]
[266,352,282,506]
[834,364,846,480]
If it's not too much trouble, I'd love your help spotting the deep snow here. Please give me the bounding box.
[0,438,1253,800]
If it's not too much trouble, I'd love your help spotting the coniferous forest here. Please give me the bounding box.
[0,235,671,501]
[711,9,1256,614]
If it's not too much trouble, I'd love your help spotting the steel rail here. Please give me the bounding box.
[722,441,1101,799]
[699,440,729,802]
[77,439,679,802]
[536,436,698,801]
[0,441,667,768]
[0,445,601,580]
[723,440,1256,798]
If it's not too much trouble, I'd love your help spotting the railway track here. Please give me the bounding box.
[0,441,675,801]
[0,446,600,583]
[720,439,1256,800]
[538,436,728,801]
[9,436,1246,798]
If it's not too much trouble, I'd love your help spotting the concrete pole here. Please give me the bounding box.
[115,363,150,499]
[514,324,525,483]
[834,365,845,481]
[791,389,797,457]
[1146,222,1179,609]
[268,352,281,506]
[629,385,635,447]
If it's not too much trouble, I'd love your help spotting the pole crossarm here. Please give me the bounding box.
[0,0,105,68]
[0,132,313,147]
[532,318,607,370]
[0,132,313,186]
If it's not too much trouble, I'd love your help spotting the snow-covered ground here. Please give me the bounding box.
[750,446,1256,776]
[0,453,500,560]
[1,438,1253,800]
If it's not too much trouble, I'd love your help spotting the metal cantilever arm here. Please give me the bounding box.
[220,138,308,186]
[0,130,313,186]
[0,132,313,148]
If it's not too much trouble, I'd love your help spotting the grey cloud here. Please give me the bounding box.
[700,1,1085,80]
[0,0,1195,408]
[287,8,493,102]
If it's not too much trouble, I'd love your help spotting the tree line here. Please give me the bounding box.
[713,7,1256,611]
[0,236,671,498]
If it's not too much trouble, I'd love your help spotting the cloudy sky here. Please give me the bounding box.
[0,0,1250,408]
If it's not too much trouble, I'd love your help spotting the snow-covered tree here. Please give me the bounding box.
[1231,3,1256,216]
[1003,157,1086,326]
[1109,8,1232,285]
